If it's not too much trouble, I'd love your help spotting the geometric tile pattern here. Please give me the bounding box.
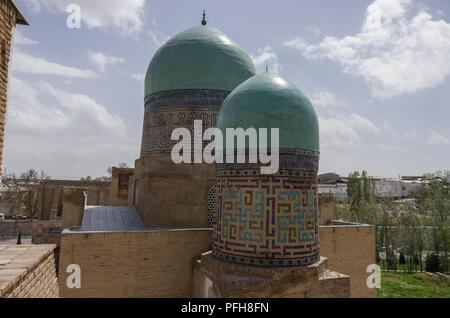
[141,89,229,156]
[212,150,320,267]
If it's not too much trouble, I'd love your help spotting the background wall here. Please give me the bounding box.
[319,222,376,298]
[0,219,33,237]
[37,180,110,220]
[58,229,212,297]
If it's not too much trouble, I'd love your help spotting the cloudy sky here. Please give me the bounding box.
[5,0,450,179]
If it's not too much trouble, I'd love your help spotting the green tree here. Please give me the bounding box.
[416,171,449,273]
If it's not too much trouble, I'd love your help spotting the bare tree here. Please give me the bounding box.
[1,169,50,219]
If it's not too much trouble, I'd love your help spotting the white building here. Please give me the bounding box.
[318,184,348,202]
[318,174,427,202]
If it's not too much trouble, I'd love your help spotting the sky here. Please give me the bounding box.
[4,0,450,180]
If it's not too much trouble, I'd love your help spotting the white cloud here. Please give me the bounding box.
[309,90,348,108]
[147,30,170,48]
[4,77,138,179]
[8,77,126,137]
[284,0,450,99]
[319,113,380,150]
[88,51,125,73]
[24,0,146,34]
[130,73,145,81]
[250,46,280,74]
[427,131,450,145]
[12,50,98,78]
[14,30,38,46]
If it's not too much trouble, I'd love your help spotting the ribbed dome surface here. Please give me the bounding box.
[145,26,256,97]
[217,72,320,152]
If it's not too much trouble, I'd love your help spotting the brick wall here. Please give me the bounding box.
[318,193,335,225]
[31,219,62,246]
[58,229,212,297]
[37,180,110,220]
[61,187,86,230]
[0,244,59,298]
[110,168,134,206]
[0,0,17,182]
[57,225,375,298]
[319,223,376,298]
[0,219,33,237]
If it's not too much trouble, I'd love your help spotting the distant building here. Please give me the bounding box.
[318,173,427,201]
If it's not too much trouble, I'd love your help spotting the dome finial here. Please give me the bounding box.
[201,10,207,25]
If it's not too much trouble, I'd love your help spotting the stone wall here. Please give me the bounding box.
[0,219,33,237]
[58,229,212,297]
[31,219,62,246]
[319,222,376,298]
[0,219,63,245]
[134,155,216,228]
[61,187,86,230]
[193,253,350,298]
[110,168,134,206]
[0,244,59,298]
[57,223,375,298]
[37,180,110,220]
[318,193,335,225]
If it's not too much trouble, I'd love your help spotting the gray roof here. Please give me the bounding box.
[62,205,213,234]
[79,205,146,232]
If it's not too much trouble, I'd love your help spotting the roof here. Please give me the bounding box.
[78,205,145,232]
[10,0,28,25]
[217,72,320,151]
[145,25,255,97]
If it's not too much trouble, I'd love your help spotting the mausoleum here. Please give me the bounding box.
[55,14,375,298]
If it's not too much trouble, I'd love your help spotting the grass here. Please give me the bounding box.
[377,272,450,298]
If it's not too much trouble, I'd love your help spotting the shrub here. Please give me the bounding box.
[425,253,440,272]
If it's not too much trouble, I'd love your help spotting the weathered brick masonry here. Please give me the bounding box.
[0,0,27,181]
[0,244,59,298]
[319,222,376,298]
[0,219,33,237]
[59,229,212,298]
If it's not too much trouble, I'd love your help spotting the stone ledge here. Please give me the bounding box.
[0,244,57,297]
[193,251,351,298]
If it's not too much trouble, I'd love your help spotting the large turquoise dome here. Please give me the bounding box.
[145,25,256,97]
[217,72,320,151]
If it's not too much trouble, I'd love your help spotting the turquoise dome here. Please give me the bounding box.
[145,26,256,97]
[217,72,320,152]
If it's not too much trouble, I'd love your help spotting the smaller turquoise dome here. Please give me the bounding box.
[217,72,319,152]
[145,26,256,97]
